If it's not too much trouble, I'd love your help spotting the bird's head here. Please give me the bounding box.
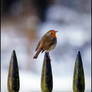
[47,30,57,38]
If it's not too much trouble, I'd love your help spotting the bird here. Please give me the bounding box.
[33,30,57,59]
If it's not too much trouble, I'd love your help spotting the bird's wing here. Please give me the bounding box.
[43,37,57,49]
[35,34,46,51]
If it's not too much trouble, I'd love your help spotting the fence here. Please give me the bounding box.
[7,50,85,92]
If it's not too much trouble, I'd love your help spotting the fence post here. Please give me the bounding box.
[41,52,53,92]
[7,50,20,92]
[73,51,85,92]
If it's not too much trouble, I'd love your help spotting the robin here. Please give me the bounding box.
[33,30,57,59]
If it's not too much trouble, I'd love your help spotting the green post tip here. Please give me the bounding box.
[7,50,20,92]
[73,51,85,92]
[41,52,53,92]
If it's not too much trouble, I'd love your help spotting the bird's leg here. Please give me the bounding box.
[45,52,51,61]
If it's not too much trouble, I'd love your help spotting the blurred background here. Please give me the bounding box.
[1,0,91,92]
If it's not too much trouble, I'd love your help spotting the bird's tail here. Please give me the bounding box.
[33,49,41,59]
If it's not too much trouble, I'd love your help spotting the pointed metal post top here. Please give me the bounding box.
[78,51,81,56]
[13,50,16,54]
[12,50,16,56]
[77,51,82,63]
[77,51,81,58]
[73,50,85,92]
[41,52,53,92]
[44,52,51,62]
[11,50,17,61]
[45,52,49,56]
[8,50,20,92]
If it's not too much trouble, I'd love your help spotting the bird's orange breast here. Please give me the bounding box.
[51,33,56,38]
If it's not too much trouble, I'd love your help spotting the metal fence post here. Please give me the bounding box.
[41,52,53,92]
[8,50,20,92]
[73,51,85,92]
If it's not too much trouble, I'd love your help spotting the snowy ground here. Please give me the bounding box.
[1,70,91,92]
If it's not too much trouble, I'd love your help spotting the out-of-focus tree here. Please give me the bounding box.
[1,0,91,21]
[1,0,18,16]
[56,0,91,13]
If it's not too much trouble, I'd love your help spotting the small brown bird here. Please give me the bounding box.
[33,30,57,59]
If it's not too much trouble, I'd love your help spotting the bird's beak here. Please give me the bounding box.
[56,31,58,33]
